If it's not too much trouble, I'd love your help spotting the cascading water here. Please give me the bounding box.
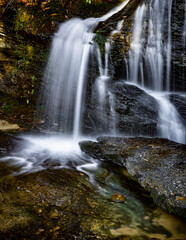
[0,0,131,175]
[127,0,170,91]
[0,3,186,237]
[125,0,186,144]
[38,0,130,139]
[0,0,185,176]
[93,19,125,135]
[151,92,186,143]
[39,18,96,139]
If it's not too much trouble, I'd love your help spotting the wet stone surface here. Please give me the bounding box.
[80,137,186,218]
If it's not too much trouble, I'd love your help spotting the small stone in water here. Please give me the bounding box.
[111,193,125,203]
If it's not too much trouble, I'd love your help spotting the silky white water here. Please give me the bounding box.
[150,93,186,144]
[127,0,171,91]
[125,0,186,144]
[39,0,129,140]
[0,0,185,177]
[0,0,130,174]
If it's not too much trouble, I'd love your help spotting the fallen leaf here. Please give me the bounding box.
[175,197,184,201]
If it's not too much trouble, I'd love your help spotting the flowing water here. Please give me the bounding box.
[38,0,130,140]
[152,92,186,143]
[125,0,186,143]
[0,0,186,238]
[0,0,185,177]
[37,0,185,144]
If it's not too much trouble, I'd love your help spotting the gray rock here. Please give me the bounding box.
[83,81,158,136]
[110,81,158,136]
[79,137,186,218]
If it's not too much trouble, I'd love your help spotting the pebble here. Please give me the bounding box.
[111,193,125,203]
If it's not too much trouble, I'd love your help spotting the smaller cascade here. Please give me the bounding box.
[95,41,110,109]
[165,0,173,91]
[128,4,146,85]
[94,40,116,134]
[38,0,130,139]
[94,18,125,135]
[126,0,174,91]
[124,0,186,144]
[151,93,186,144]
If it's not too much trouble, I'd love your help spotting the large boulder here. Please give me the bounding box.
[110,82,158,135]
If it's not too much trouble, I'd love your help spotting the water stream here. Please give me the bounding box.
[151,92,186,143]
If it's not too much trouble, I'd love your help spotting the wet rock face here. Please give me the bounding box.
[83,81,158,136]
[0,131,22,154]
[110,82,158,135]
[171,0,186,91]
[79,137,186,218]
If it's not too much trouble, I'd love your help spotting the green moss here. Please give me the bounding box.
[94,33,107,57]
[15,10,32,32]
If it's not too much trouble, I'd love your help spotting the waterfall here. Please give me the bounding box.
[127,0,171,91]
[128,4,146,86]
[125,0,186,144]
[39,18,96,138]
[37,0,185,144]
[38,0,130,139]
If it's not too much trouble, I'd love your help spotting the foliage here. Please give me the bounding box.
[1,0,122,109]
[2,0,123,34]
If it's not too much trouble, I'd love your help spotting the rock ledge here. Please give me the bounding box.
[79,137,186,218]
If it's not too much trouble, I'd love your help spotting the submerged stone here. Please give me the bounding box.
[111,193,125,203]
